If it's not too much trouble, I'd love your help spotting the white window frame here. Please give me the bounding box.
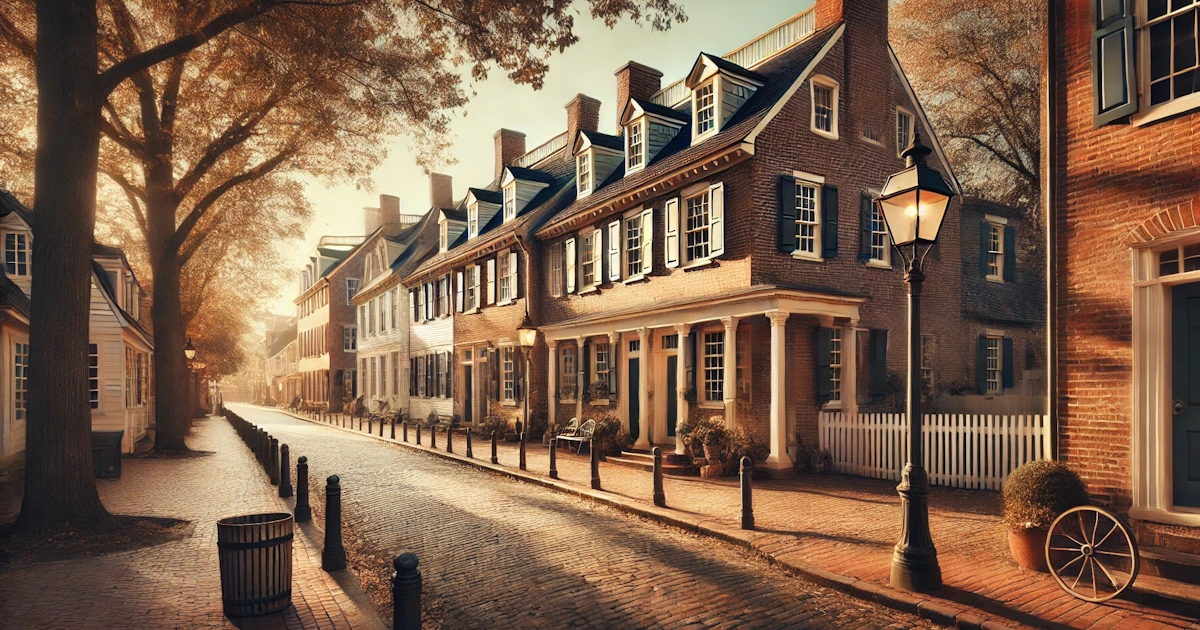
[577,152,592,197]
[466,264,480,311]
[565,238,577,293]
[345,278,359,305]
[438,275,450,316]
[829,328,842,405]
[624,209,645,280]
[580,230,599,289]
[498,251,513,304]
[593,341,610,394]
[548,243,564,298]
[1135,0,1200,125]
[3,232,28,276]
[702,331,724,404]
[684,191,711,264]
[626,118,646,172]
[344,326,357,351]
[896,106,914,157]
[794,180,822,259]
[439,221,449,252]
[868,202,891,267]
[693,79,717,139]
[986,221,1004,282]
[810,75,839,139]
[503,184,516,222]
[501,346,516,402]
[560,344,578,401]
[88,343,99,409]
[14,340,28,421]
[985,336,1003,394]
[607,220,621,282]
[468,204,479,239]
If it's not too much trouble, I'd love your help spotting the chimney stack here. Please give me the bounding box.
[494,129,527,180]
[379,194,401,235]
[614,61,663,132]
[565,93,601,144]
[429,173,453,210]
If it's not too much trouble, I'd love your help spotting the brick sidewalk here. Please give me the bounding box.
[0,416,383,630]
[284,408,1199,630]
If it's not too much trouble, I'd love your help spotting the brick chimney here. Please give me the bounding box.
[565,93,601,144]
[494,129,526,180]
[379,194,401,235]
[429,173,453,210]
[614,61,663,132]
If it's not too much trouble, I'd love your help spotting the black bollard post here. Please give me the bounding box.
[380,416,384,437]
[392,552,422,630]
[740,456,754,530]
[416,423,422,445]
[465,428,473,458]
[549,438,558,480]
[368,416,373,435]
[653,447,666,507]
[295,456,312,522]
[430,425,437,449]
[269,438,280,485]
[279,444,293,498]
[446,424,453,453]
[490,429,498,465]
[590,438,601,490]
[403,421,408,442]
[256,430,264,462]
[391,416,396,439]
[519,431,527,471]
[322,475,347,570]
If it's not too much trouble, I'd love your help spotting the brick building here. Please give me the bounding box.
[293,235,366,410]
[1052,0,1200,556]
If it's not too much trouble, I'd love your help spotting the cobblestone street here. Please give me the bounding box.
[233,405,933,629]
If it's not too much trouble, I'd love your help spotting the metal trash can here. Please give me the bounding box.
[91,430,124,478]
[217,513,294,617]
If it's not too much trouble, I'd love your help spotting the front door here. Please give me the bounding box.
[628,357,640,441]
[1173,282,1200,508]
[666,355,678,438]
[464,365,473,424]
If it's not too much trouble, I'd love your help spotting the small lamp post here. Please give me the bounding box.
[876,131,954,593]
[184,336,197,361]
[517,313,538,467]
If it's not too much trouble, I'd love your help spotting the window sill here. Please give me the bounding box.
[502,400,517,407]
[811,127,839,141]
[496,299,514,307]
[589,400,613,407]
[864,260,891,270]
[559,398,578,405]
[1132,93,1200,127]
[823,401,843,411]
[860,135,883,147]
[697,402,724,410]
[623,274,648,285]
[578,286,600,296]
[691,129,718,146]
[681,258,715,271]
[791,252,824,262]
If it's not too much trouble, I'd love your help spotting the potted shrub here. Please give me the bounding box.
[701,419,729,463]
[1001,460,1089,572]
[587,380,610,403]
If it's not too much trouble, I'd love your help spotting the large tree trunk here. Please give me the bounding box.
[151,249,190,451]
[19,0,110,529]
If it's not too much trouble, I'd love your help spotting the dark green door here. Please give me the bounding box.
[1173,282,1200,508]
[464,366,473,425]
[666,355,678,437]
[628,358,640,442]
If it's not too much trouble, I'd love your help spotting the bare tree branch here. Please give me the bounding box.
[169,149,294,254]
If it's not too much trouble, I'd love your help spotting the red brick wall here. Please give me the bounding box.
[1055,0,1200,509]
[614,61,664,132]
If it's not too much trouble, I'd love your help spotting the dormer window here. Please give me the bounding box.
[439,221,449,252]
[627,120,645,171]
[468,205,479,238]
[694,81,716,136]
[503,184,516,221]
[4,232,29,276]
[811,75,839,139]
[577,153,592,197]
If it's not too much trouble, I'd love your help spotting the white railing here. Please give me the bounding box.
[513,132,568,168]
[818,412,1052,491]
[650,78,690,108]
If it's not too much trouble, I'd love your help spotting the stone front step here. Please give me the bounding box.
[607,451,698,476]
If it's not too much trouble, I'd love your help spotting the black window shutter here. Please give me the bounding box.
[778,176,798,253]
[513,347,523,401]
[1091,0,1138,127]
[980,222,990,277]
[815,328,832,405]
[869,329,887,401]
[610,341,619,398]
[976,337,988,395]
[490,349,499,401]
[1003,226,1016,282]
[859,193,873,261]
[821,185,838,258]
[409,357,416,396]
[1002,338,1014,390]
[689,332,698,392]
[446,351,453,398]
[582,342,591,395]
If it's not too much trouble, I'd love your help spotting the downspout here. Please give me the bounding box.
[1044,0,1060,460]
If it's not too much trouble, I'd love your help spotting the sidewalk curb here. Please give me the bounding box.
[250,406,1028,630]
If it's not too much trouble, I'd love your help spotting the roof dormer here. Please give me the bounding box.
[684,53,765,145]
[573,131,624,198]
[619,99,688,173]
[465,188,503,239]
[500,167,554,222]
[438,209,468,253]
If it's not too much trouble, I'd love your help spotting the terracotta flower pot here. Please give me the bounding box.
[1008,527,1049,572]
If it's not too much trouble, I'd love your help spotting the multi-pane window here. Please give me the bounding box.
[594,342,610,391]
[685,192,711,262]
[416,354,425,397]
[14,341,27,421]
[548,244,563,297]
[468,206,479,238]
[829,329,842,402]
[503,184,516,221]
[577,154,591,195]
[126,347,134,407]
[502,346,515,401]
[986,336,1002,393]
[438,276,449,316]
[897,108,913,155]
[1147,0,1200,107]
[439,221,449,251]
[391,351,401,394]
[581,232,597,286]
[795,183,819,255]
[380,293,389,330]
[390,288,398,328]
[626,214,643,277]
[88,343,99,409]
[344,326,357,351]
[369,298,377,335]
[498,253,512,302]
[561,344,578,400]
[662,334,679,350]
[703,332,724,403]
[813,82,834,133]
[921,335,934,391]
[695,81,716,135]
[1158,242,1200,276]
[627,120,645,169]
[5,233,28,276]
[466,265,479,310]
[869,203,889,263]
[986,223,1003,279]
[346,278,359,305]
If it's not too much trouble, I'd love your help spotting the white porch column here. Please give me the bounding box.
[843,321,859,419]
[574,337,585,425]
[721,316,738,429]
[765,311,792,469]
[674,324,691,456]
[635,327,651,450]
[547,339,558,432]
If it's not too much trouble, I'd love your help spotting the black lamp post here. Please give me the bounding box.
[517,313,538,467]
[184,336,197,361]
[876,131,954,593]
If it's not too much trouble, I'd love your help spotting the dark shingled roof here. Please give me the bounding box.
[0,190,32,225]
[0,273,29,319]
[539,23,840,234]
[467,188,503,205]
[579,130,625,152]
[506,166,557,185]
[441,208,468,223]
[626,98,690,122]
[390,208,442,279]
[696,52,769,84]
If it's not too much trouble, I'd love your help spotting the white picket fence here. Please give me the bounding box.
[818,412,1052,491]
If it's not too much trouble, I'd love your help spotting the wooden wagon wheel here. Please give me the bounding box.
[1045,506,1140,603]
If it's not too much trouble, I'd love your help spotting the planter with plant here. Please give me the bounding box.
[587,380,611,405]
[591,413,630,458]
[423,410,440,429]
[479,416,507,439]
[1001,460,1089,572]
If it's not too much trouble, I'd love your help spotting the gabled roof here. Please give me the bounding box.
[0,273,30,320]
[440,208,468,223]
[0,190,32,226]
[389,206,442,280]
[466,188,503,205]
[620,98,690,127]
[686,52,767,88]
[574,130,625,154]
[91,260,152,342]
[503,166,557,186]
[267,323,297,358]
[538,23,842,236]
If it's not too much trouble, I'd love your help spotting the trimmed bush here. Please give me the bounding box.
[1001,460,1089,531]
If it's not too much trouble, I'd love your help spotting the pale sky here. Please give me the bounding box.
[273,0,814,314]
